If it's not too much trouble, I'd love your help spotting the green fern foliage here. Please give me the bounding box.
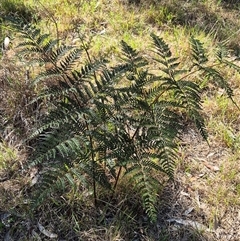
[190,37,208,65]
[18,27,237,223]
[190,37,235,103]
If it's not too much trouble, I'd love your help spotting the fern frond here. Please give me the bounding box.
[174,80,208,140]
[79,161,111,190]
[221,59,240,74]
[151,33,186,78]
[120,40,148,69]
[28,105,86,139]
[30,134,88,167]
[126,161,159,222]
[190,37,208,65]
[151,33,171,59]
[150,34,207,141]
[50,45,74,63]
[31,170,58,208]
[203,67,234,100]
[31,165,75,208]
[58,48,82,72]
[42,39,59,54]
[18,27,55,58]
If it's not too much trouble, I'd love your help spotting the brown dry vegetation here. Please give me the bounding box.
[0,0,240,240]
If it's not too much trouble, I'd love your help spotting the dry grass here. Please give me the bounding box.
[0,0,240,240]
[177,124,240,241]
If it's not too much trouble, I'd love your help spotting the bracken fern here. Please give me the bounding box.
[18,27,237,223]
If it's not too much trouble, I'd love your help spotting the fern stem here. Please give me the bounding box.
[178,63,221,82]
[78,33,99,81]
[84,115,97,207]
[114,166,122,190]
[91,149,97,207]
[91,140,97,207]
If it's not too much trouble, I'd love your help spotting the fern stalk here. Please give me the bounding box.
[84,114,98,206]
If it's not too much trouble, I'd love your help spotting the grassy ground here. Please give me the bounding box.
[0,0,240,240]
